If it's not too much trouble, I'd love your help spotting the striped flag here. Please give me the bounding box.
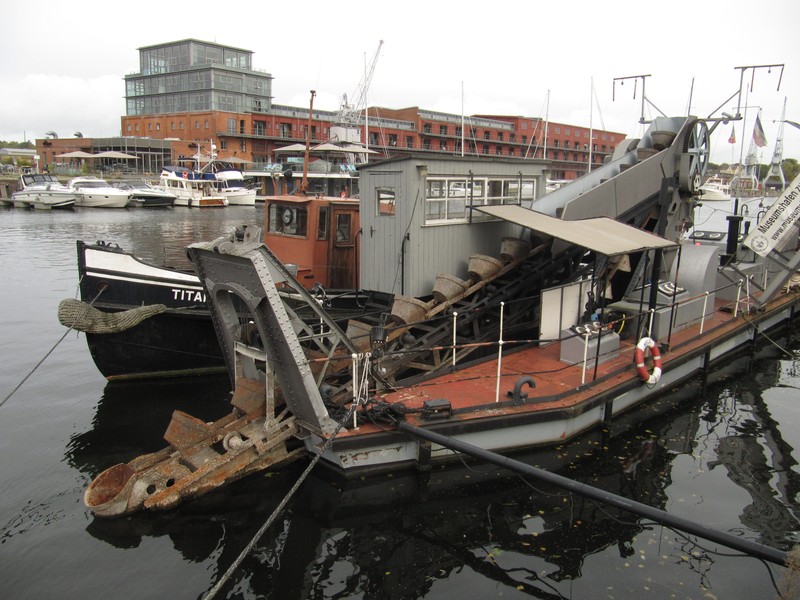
[753,114,767,147]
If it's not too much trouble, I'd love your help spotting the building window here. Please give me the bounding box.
[483,131,490,140]
[240,140,246,152]
[205,120,209,129]
[179,122,185,130]
[126,124,131,133]
[254,121,266,136]
[171,122,176,130]
[406,136,414,148]
[388,134,397,146]
[439,125,447,135]
[509,133,515,142]
[495,147,502,155]
[195,121,200,129]
[508,148,515,156]
[482,144,489,154]
[440,141,447,151]
[156,123,161,131]
[455,126,462,136]
[220,139,228,150]
[522,135,527,144]
[553,140,559,148]
[497,132,504,141]
[423,124,431,134]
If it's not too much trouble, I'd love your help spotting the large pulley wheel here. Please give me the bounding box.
[679,119,710,193]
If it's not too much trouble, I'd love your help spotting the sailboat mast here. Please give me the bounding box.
[588,79,593,173]
[301,90,315,194]
[543,90,549,162]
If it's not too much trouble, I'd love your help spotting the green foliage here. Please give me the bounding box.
[782,158,800,182]
[0,140,34,149]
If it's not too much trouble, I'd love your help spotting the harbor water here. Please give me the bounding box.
[2,204,800,599]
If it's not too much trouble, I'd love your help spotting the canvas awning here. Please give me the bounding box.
[340,144,378,154]
[475,204,678,256]
[55,151,95,158]
[275,143,308,153]
[94,151,138,160]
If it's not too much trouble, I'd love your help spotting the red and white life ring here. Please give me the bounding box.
[634,337,662,385]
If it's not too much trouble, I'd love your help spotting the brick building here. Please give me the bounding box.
[37,38,625,180]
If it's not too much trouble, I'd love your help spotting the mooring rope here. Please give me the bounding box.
[1,284,106,410]
[203,401,359,600]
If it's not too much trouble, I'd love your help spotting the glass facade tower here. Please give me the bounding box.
[124,39,273,116]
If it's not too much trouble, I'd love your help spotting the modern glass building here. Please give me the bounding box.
[124,39,274,116]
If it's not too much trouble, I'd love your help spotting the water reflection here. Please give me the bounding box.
[63,317,800,599]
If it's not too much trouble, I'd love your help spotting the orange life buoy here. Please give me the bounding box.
[634,337,662,385]
[182,171,188,179]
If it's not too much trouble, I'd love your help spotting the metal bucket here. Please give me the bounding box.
[650,130,676,150]
[468,254,503,282]
[637,147,660,161]
[390,296,429,325]
[432,273,469,303]
[500,237,532,263]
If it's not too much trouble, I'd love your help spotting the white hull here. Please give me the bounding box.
[68,177,131,208]
[76,192,131,208]
[222,188,257,206]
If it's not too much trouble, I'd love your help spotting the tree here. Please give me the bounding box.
[0,140,34,149]
[782,158,800,182]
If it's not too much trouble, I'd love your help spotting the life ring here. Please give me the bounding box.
[181,171,188,179]
[634,337,662,385]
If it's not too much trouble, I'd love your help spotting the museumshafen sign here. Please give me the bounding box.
[744,173,800,257]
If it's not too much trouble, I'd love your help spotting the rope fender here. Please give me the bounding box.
[58,298,167,334]
[634,336,662,385]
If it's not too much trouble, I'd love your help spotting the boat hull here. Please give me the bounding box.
[76,192,131,208]
[77,241,226,380]
[314,294,800,475]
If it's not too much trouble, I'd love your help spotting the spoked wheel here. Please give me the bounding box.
[679,119,710,193]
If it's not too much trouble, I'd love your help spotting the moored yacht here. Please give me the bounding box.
[155,168,228,207]
[8,173,78,209]
[68,176,131,208]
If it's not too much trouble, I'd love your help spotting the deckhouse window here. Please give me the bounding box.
[376,188,396,216]
[268,203,308,237]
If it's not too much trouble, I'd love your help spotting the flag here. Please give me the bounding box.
[728,126,736,144]
[753,114,767,148]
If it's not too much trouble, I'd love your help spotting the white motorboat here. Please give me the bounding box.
[212,170,257,206]
[8,173,78,209]
[697,176,732,202]
[112,181,176,207]
[155,168,228,207]
[68,176,131,208]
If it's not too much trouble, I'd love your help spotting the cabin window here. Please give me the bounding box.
[317,206,329,240]
[376,188,396,216]
[335,214,352,244]
[268,203,308,237]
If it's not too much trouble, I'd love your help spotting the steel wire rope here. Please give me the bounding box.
[0,280,106,410]
[203,400,359,600]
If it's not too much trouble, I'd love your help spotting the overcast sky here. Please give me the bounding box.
[2,0,798,164]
